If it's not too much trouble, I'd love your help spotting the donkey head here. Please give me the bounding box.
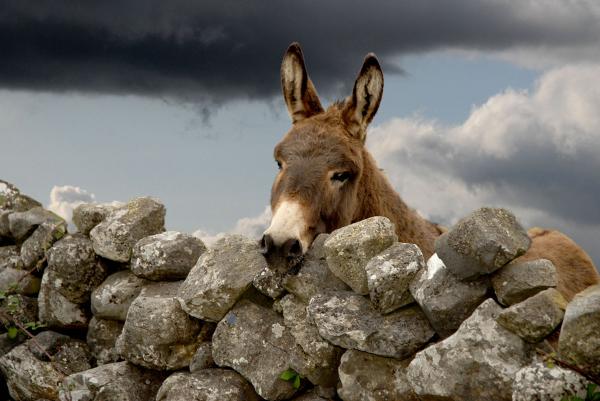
[260,42,384,268]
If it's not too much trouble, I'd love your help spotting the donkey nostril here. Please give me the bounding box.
[288,239,302,258]
[259,234,273,255]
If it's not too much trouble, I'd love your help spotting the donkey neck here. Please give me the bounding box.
[353,150,438,257]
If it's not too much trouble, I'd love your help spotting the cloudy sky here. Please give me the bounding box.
[1,1,599,264]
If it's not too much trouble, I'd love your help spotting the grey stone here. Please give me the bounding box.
[86,317,124,365]
[91,271,149,321]
[131,231,206,281]
[116,281,202,370]
[407,299,533,401]
[512,361,591,401]
[89,197,165,262]
[491,258,557,306]
[156,369,261,401]
[8,206,64,242]
[409,253,489,337]
[0,210,11,240]
[177,234,268,322]
[366,242,424,314]
[46,234,107,304]
[72,202,121,235]
[213,300,310,401]
[189,342,214,372]
[0,245,21,270]
[38,269,90,329]
[338,349,418,401]
[280,294,342,387]
[253,266,286,298]
[0,267,41,295]
[1,332,26,356]
[324,216,397,295]
[435,207,531,280]
[558,284,600,377]
[290,391,329,401]
[58,361,165,401]
[20,220,68,269]
[0,294,38,329]
[283,235,349,303]
[497,288,567,343]
[0,180,42,213]
[307,290,435,359]
[0,332,92,401]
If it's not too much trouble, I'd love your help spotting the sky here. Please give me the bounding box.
[1,1,599,265]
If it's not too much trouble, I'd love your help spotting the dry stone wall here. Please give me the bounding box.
[1,179,599,401]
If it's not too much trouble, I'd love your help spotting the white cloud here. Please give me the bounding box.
[47,185,96,229]
[366,63,600,264]
[193,206,271,247]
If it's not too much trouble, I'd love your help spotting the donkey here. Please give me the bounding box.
[261,42,599,301]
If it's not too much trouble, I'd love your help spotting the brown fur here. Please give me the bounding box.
[272,43,599,300]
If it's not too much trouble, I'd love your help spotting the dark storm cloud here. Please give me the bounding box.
[1,0,599,102]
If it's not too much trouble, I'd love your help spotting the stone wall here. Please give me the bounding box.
[1,179,599,401]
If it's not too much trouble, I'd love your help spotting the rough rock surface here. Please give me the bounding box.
[156,369,261,401]
[0,180,41,213]
[213,300,308,401]
[308,290,434,359]
[90,197,165,262]
[0,267,41,295]
[407,299,533,401]
[116,281,202,370]
[512,361,591,401]
[0,294,38,329]
[280,294,342,387]
[497,288,567,343]
[435,207,531,279]
[338,349,418,401]
[324,217,397,295]
[558,284,600,377]
[177,235,268,322]
[19,220,68,269]
[366,242,424,313]
[253,266,287,298]
[8,206,64,242]
[492,258,557,306]
[91,271,149,321]
[38,269,90,329]
[46,234,107,303]
[72,202,122,235]
[283,234,349,303]
[86,317,124,365]
[59,361,166,401]
[131,231,206,281]
[189,342,214,372]
[409,253,489,337]
[0,245,21,269]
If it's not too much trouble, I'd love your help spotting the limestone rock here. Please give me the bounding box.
[253,266,286,298]
[283,234,349,303]
[20,220,68,269]
[407,299,533,401]
[0,180,41,213]
[0,267,41,295]
[366,242,424,313]
[46,234,107,303]
[90,197,165,262]
[131,231,206,281]
[280,294,342,387]
[212,300,308,401]
[177,235,268,322]
[324,217,397,295]
[189,342,214,372]
[492,258,557,306]
[435,207,530,280]
[290,391,330,401]
[512,361,591,401]
[558,284,600,377]
[91,271,149,321]
[38,269,90,329]
[72,202,122,235]
[116,281,202,370]
[8,206,63,242]
[338,349,418,401]
[0,245,22,269]
[409,254,489,337]
[307,290,434,359]
[497,288,567,343]
[156,369,261,401]
[86,317,124,365]
[58,361,165,401]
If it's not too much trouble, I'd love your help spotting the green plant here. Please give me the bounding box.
[562,384,600,401]
[279,368,303,389]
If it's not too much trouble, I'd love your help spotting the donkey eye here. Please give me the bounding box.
[332,172,352,183]
[276,160,282,170]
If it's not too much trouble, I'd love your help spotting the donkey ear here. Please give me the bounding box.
[342,54,384,141]
[281,42,324,123]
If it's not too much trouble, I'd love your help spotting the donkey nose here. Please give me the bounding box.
[259,234,302,259]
